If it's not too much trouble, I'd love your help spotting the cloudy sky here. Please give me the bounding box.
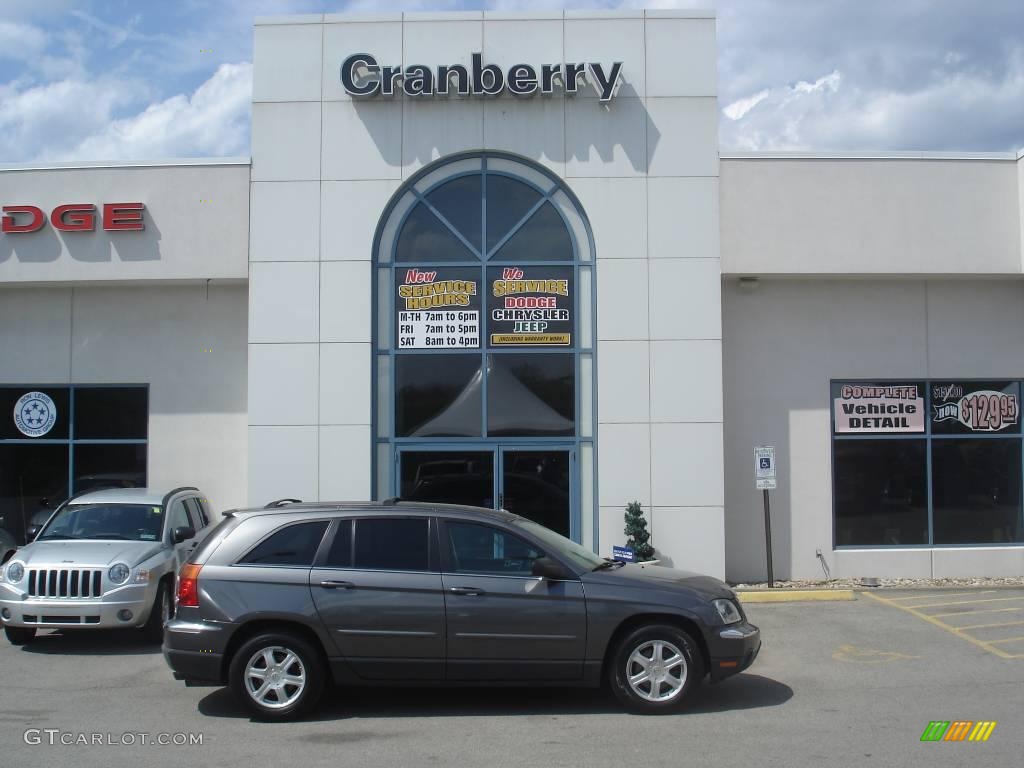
[1,0,1021,162]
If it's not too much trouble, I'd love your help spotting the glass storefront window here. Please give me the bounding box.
[395,355,482,437]
[833,379,1024,547]
[72,443,147,494]
[833,439,928,546]
[376,154,596,542]
[74,387,148,439]
[932,439,1022,544]
[0,385,148,548]
[486,354,574,437]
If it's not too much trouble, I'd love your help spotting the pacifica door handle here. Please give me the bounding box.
[319,580,355,589]
[448,586,485,596]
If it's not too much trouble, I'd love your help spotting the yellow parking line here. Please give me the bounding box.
[930,606,1023,619]
[888,590,997,602]
[862,592,1016,660]
[911,596,1024,610]
[988,636,1024,645]
[958,620,1024,631]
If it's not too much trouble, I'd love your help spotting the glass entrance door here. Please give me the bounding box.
[498,447,573,538]
[399,449,496,509]
[397,446,574,538]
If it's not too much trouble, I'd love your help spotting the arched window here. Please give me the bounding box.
[373,153,596,545]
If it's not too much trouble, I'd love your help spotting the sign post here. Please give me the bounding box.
[754,446,777,588]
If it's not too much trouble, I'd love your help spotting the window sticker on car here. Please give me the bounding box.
[140,533,157,540]
[150,507,162,517]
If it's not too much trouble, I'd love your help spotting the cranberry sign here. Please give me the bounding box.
[1,203,145,233]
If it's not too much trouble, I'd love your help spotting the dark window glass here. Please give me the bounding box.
[932,439,1022,544]
[73,387,148,439]
[324,519,353,568]
[395,355,482,437]
[491,203,573,262]
[834,440,928,546]
[184,498,206,528]
[0,387,70,440]
[425,175,482,252]
[401,450,495,508]
[167,500,192,533]
[485,175,543,254]
[240,521,329,566]
[930,381,1020,435]
[395,202,476,262]
[486,354,574,436]
[447,522,542,576]
[72,444,146,493]
[502,450,571,536]
[353,518,429,571]
[0,444,69,545]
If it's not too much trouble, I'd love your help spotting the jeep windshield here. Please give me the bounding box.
[37,504,164,542]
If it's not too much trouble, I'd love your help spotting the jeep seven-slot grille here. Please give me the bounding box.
[27,569,102,598]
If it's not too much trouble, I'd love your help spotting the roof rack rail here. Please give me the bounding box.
[264,498,303,509]
[381,497,402,505]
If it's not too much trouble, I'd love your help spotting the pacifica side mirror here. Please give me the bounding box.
[531,556,570,581]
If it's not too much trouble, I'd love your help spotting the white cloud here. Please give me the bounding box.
[61,63,253,161]
[723,89,769,121]
[0,20,48,61]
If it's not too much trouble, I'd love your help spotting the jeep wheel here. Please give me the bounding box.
[4,626,36,646]
[143,580,172,644]
[609,624,703,713]
[229,632,325,721]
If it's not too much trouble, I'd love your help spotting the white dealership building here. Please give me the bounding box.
[2,10,1024,581]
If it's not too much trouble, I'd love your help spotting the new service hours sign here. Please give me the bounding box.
[397,267,480,349]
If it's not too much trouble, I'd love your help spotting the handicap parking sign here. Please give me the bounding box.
[754,446,777,490]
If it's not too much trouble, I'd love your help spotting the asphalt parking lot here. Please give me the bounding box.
[2,588,1022,768]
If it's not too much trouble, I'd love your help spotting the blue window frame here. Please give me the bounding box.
[372,153,598,547]
[831,379,1024,548]
[0,384,148,545]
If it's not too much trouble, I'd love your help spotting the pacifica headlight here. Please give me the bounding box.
[5,561,24,583]
[712,598,743,625]
[108,563,130,585]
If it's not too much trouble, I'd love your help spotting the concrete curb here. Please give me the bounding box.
[737,589,857,603]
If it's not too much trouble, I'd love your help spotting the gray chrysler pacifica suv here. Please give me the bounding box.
[163,501,760,719]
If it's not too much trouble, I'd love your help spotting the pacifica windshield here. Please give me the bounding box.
[38,504,164,542]
[511,518,606,571]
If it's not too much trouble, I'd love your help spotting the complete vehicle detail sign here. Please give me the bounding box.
[397,267,480,349]
[341,53,624,102]
[488,266,572,347]
[833,383,924,434]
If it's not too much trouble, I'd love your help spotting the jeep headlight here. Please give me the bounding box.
[712,598,742,625]
[5,561,24,583]
[108,563,130,585]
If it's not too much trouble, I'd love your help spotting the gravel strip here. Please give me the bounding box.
[731,576,1024,590]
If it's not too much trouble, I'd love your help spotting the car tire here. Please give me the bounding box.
[4,626,36,646]
[143,580,172,644]
[609,623,703,713]
[228,632,325,721]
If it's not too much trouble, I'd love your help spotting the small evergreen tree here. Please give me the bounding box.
[624,501,655,561]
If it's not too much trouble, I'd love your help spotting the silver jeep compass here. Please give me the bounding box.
[0,487,211,645]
